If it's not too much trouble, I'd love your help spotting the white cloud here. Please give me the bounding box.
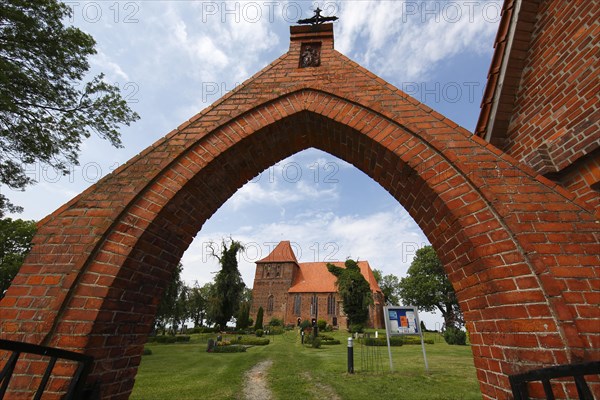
[91,50,129,81]
[336,0,499,81]
[228,179,339,211]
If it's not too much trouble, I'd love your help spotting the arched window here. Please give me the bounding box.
[311,294,318,316]
[294,295,301,316]
[327,294,336,315]
[267,295,274,313]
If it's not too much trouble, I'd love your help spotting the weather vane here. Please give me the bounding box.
[297,7,339,25]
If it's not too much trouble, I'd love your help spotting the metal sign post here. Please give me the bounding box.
[384,319,394,371]
[383,305,429,373]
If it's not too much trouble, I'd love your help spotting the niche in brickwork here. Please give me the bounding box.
[299,42,321,68]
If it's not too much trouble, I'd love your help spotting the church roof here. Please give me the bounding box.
[257,240,298,264]
[288,260,382,294]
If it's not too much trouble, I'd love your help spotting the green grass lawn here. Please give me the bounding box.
[131,331,480,400]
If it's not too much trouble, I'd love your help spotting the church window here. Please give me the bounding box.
[310,294,318,316]
[327,294,336,315]
[267,295,274,313]
[294,295,301,316]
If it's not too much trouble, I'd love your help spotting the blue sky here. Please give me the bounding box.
[5,0,502,328]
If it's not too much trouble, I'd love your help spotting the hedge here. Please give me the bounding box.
[147,335,191,344]
[363,336,434,346]
[230,337,270,346]
[210,345,247,353]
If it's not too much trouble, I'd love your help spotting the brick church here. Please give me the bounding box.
[250,241,385,329]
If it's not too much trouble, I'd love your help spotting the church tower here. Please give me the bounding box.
[250,241,299,324]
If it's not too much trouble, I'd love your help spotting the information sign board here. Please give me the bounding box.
[384,306,421,335]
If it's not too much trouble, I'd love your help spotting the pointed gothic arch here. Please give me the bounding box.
[1,24,598,399]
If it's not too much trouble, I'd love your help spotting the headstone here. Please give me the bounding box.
[207,338,215,352]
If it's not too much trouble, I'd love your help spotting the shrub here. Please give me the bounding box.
[402,336,431,345]
[142,348,152,355]
[190,327,217,334]
[269,317,283,327]
[211,345,247,353]
[299,319,311,331]
[230,337,270,346]
[254,307,264,330]
[363,336,434,346]
[444,327,467,345]
[316,335,341,345]
[317,319,327,331]
[237,302,251,330]
[268,326,284,335]
[364,337,403,346]
[349,324,364,333]
[255,329,264,337]
[311,337,322,348]
[154,335,177,344]
[175,335,191,342]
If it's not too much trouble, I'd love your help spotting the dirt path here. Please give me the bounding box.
[242,360,273,400]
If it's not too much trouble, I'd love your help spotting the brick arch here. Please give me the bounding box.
[2,89,598,399]
[2,29,599,400]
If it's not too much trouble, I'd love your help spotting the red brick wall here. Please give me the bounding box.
[0,23,598,399]
[278,291,384,329]
[250,261,297,324]
[503,0,599,204]
[553,149,600,210]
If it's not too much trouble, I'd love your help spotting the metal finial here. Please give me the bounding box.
[297,7,339,25]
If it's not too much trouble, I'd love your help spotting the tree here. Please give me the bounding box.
[188,282,212,328]
[172,284,189,333]
[236,301,251,330]
[154,263,185,334]
[398,246,463,329]
[327,259,373,328]
[0,0,139,215]
[241,287,253,303]
[254,306,264,330]
[207,239,246,328]
[373,269,402,305]
[0,218,36,297]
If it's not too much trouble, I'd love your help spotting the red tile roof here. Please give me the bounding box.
[257,241,298,264]
[288,260,382,294]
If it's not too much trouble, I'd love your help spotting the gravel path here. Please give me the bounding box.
[242,360,273,400]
